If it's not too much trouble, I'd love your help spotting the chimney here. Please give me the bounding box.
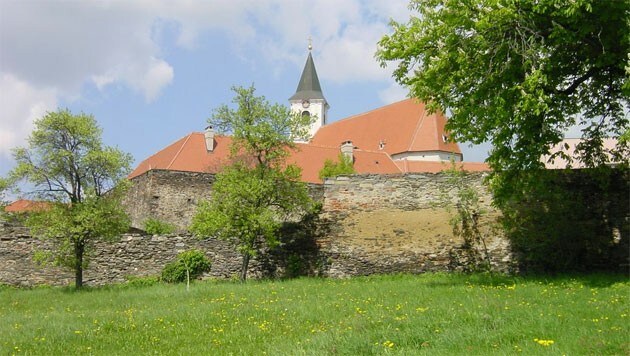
[340,140,354,162]
[205,126,215,152]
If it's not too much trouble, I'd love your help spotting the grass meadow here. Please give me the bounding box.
[1,273,628,355]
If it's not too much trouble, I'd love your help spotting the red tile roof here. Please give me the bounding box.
[129,133,402,184]
[129,99,487,183]
[4,199,51,213]
[288,144,401,183]
[129,134,234,179]
[310,98,461,156]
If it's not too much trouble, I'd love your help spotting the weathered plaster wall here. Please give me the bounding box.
[318,173,513,277]
[123,170,325,232]
[123,170,215,231]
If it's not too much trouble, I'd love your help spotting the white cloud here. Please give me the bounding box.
[317,23,392,83]
[0,1,174,101]
[1,0,409,93]
[0,74,57,158]
[90,57,174,102]
[0,0,181,154]
[136,58,175,102]
[242,0,409,84]
[0,0,411,155]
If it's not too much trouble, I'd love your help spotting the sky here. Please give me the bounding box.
[0,0,491,184]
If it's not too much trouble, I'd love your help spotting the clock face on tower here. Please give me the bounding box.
[302,100,310,108]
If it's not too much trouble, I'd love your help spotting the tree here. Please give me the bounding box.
[0,177,8,207]
[439,164,492,272]
[190,85,314,281]
[318,153,356,181]
[5,109,132,288]
[160,249,212,290]
[377,0,629,195]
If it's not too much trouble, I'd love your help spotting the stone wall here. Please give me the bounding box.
[322,173,493,213]
[123,170,215,232]
[318,173,513,277]
[1,172,516,287]
[2,169,623,287]
[123,170,325,232]
[0,219,267,287]
[2,169,625,287]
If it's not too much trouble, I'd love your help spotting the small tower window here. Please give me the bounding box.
[302,111,310,117]
[442,134,448,142]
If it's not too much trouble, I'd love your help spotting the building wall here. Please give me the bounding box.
[123,169,325,232]
[291,98,327,141]
[318,173,512,277]
[391,151,463,162]
[123,170,215,232]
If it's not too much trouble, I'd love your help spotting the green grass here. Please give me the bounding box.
[1,273,628,355]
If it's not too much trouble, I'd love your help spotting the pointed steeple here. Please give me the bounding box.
[289,42,329,141]
[289,51,326,101]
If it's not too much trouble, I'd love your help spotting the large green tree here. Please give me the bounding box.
[6,109,132,288]
[190,86,314,281]
[377,0,629,192]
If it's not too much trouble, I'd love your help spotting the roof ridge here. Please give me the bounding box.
[166,133,192,170]
[136,132,194,167]
[407,108,427,152]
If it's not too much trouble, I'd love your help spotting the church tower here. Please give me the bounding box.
[289,42,329,141]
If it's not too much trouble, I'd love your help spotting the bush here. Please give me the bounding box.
[124,275,160,288]
[318,153,356,181]
[144,218,177,235]
[161,249,211,283]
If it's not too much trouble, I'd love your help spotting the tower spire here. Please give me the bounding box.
[289,43,329,141]
[289,50,325,101]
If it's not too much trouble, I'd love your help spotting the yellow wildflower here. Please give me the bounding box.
[382,340,395,348]
[533,338,554,346]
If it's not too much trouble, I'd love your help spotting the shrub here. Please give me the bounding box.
[318,153,356,181]
[161,249,211,284]
[144,218,177,235]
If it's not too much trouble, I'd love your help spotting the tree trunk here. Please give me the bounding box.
[240,254,250,282]
[186,268,190,292]
[74,239,85,289]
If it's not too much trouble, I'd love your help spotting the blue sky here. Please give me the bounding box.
[0,0,490,183]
